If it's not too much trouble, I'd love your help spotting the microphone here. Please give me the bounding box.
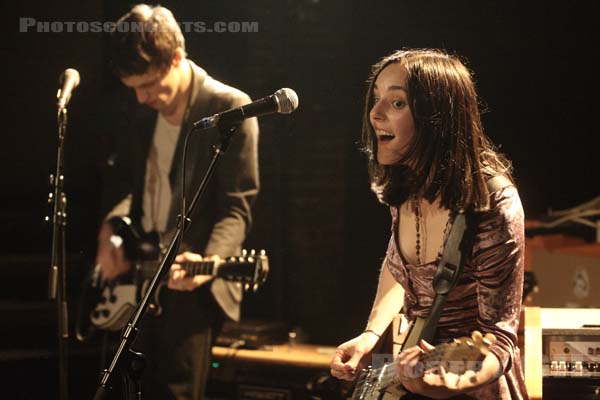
[56,68,81,109]
[193,88,298,129]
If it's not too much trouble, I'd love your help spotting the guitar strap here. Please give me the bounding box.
[400,175,513,349]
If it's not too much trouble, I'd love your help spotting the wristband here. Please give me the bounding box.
[363,329,381,338]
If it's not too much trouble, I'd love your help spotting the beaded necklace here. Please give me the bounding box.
[412,197,453,265]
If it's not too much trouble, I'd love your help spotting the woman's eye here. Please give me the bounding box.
[372,97,380,104]
[392,100,406,108]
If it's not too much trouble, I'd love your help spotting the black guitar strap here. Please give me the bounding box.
[400,175,513,349]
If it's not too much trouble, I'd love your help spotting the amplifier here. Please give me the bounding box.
[539,308,600,399]
[215,320,289,349]
[207,343,340,399]
[543,328,600,376]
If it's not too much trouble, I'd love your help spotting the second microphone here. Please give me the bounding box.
[193,88,299,130]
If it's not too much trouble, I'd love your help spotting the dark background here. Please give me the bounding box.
[2,0,599,398]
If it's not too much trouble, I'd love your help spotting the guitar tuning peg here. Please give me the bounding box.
[244,283,250,291]
[248,257,254,263]
[238,256,244,262]
[483,333,497,344]
[253,283,259,292]
[229,256,235,262]
[260,249,266,256]
[242,249,247,256]
[250,249,256,256]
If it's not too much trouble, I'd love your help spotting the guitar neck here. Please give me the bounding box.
[373,361,401,391]
[358,339,487,395]
[180,261,216,276]
[352,330,494,399]
[139,261,216,280]
[138,253,267,285]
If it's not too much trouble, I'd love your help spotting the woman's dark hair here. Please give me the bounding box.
[362,49,512,211]
[109,4,186,78]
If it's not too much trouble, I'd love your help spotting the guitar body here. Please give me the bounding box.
[91,284,138,331]
[77,264,159,336]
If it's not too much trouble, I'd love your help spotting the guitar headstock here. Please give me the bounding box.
[217,249,269,291]
[242,249,269,291]
[420,331,496,375]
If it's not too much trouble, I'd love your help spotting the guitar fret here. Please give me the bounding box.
[203,261,213,275]
[380,362,399,387]
[183,261,214,276]
[376,365,390,390]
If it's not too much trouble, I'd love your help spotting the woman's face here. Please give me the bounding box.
[369,63,416,165]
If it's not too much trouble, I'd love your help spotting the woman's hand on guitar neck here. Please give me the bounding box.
[330,331,381,381]
[168,252,218,291]
[397,339,502,398]
[96,221,131,281]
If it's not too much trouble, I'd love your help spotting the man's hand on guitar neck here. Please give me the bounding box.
[168,252,218,291]
[96,221,132,281]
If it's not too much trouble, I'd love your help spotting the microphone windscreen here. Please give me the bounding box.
[274,88,299,114]
[60,68,81,87]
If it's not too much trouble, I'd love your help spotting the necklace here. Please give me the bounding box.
[413,197,453,265]
[413,197,423,265]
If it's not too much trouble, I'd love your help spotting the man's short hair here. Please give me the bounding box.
[109,4,186,78]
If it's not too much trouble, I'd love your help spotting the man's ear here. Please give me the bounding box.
[172,48,184,67]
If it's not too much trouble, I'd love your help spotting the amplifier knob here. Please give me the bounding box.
[558,361,567,371]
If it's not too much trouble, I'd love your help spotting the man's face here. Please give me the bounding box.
[120,65,179,112]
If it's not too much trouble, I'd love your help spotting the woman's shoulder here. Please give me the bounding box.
[488,183,521,211]
[475,182,524,230]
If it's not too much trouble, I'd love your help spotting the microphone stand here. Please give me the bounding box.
[48,107,70,400]
[93,122,240,400]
